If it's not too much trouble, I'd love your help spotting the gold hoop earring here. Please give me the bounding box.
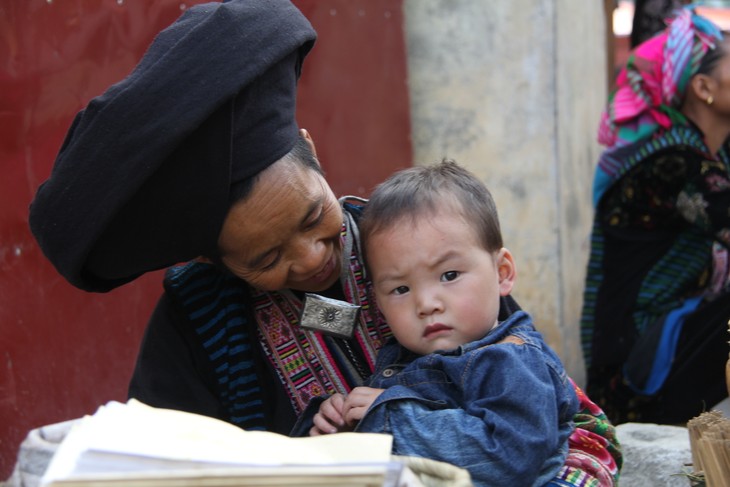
[707,95,714,105]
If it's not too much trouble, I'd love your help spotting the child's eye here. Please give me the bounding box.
[392,285,409,295]
[441,271,459,282]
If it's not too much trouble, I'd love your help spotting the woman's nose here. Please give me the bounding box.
[289,235,327,275]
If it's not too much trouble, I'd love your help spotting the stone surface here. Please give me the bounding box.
[616,423,694,487]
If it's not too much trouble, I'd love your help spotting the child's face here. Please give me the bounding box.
[368,210,515,355]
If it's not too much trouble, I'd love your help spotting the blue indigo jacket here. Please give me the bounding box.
[357,310,578,487]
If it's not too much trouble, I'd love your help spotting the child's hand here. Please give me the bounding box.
[310,393,347,436]
[342,386,384,427]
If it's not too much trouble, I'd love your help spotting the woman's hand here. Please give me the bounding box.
[342,386,384,427]
[310,393,347,435]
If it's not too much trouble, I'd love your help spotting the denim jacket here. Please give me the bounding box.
[357,310,578,487]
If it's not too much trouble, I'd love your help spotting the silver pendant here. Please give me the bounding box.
[300,293,360,339]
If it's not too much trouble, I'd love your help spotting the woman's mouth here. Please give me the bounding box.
[309,253,337,285]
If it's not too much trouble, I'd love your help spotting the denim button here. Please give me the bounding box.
[382,368,395,377]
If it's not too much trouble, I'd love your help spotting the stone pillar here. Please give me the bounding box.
[403,0,607,384]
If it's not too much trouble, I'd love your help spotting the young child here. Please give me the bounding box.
[309,161,578,486]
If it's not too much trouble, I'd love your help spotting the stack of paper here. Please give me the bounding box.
[40,400,415,487]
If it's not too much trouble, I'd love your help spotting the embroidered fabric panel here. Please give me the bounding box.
[342,235,388,372]
[252,291,343,414]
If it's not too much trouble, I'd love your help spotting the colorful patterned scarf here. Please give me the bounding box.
[521,380,624,486]
[597,7,721,152]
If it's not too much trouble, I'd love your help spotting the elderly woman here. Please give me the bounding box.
[29,0,620,484]
[582,7,730,425]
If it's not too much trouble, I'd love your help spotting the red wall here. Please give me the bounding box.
[0,0,411,477]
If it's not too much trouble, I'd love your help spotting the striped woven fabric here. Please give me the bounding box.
[166,262,267,430]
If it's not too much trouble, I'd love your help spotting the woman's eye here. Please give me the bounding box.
[392,285,409,295]
[305,206,325,229]
[441,271,459,282]
[259,253,281,271]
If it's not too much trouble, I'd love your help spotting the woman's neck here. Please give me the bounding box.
[682,102,730,156]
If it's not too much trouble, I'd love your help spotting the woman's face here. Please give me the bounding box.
[218,159,343,292]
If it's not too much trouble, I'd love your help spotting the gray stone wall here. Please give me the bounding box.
[404,0,607,384]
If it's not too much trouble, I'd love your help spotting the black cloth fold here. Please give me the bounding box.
[29,0,316,292]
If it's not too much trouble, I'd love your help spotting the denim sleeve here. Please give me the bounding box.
[357,343,573,487]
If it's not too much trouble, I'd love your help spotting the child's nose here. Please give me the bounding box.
[416,288,444,317]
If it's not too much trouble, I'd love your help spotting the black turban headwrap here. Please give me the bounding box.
[29,0,317,292]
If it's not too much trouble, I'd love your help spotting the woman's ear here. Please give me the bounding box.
[690,73,716,104]
[496,248,516,296]
[299,128,318,159]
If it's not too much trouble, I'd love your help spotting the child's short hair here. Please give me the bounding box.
[360,160,503,255]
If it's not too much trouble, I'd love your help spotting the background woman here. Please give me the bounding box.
[582,7,730,425]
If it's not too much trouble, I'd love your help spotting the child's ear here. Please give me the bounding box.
[496,248,516,296]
